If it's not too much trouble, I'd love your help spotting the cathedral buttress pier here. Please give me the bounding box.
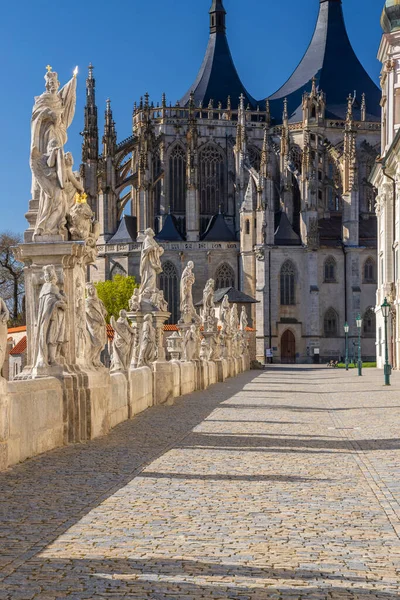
[82,0,380,363]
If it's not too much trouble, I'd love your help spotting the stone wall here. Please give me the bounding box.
[0,355,250,471]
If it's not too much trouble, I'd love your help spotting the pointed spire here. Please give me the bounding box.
[283,97,288,125]
[103,98,117,157]
[260,124,270,179]
[361,92,366,122]
[82,63,98,162]
[209,0,226,34]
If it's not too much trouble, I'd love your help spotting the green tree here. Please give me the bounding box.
[94,275,138,323]
[0,232,25,325]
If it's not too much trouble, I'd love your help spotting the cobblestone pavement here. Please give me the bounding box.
[1,367,400,599]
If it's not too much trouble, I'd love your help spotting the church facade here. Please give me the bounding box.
[82,0,380,364]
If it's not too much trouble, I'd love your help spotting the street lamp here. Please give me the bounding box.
[356,314,362,376]
[344,322,349,371]
[381,297,392,386]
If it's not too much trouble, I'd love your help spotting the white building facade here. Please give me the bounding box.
[370,2,400,370]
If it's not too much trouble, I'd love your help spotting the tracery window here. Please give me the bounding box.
[215,263,235,290]
[168,145,186,214]
[364,258,376,283]
[280,261,296,306]
[363,307,376,337]
[159,261,179,324]
[324,308,338,337]
[324,257,337,283]
[248,146,261,172]
[199,144,225,219]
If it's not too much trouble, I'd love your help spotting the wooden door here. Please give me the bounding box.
[281,330,296,364]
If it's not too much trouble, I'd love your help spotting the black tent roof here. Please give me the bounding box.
[180,0,256,109]
[201,212,236,242]
[274,212,302,246]
[108,215,137,244]
[155,214,184,242]
[266,0,381,123]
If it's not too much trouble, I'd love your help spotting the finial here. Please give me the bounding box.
[283,97,288,122]
[144,92,149,107]
[88,63,94,78]
[46,65,52,73]
[162,92,167,108]
[361,92,366,121]
[106,98,111,113]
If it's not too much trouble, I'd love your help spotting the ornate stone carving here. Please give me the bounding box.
[220,295,232,336]
[183,324,200,361]
[30,67,78,239]
[129,289,140,312]
[33,265,68,373]
[240,306,248,331]
[166,331,183,361]
[67,196,100,242]
[139,228,164,306]
[255,246,265,261]
[201,278,216,332]
[180,261,200,325]
[138,314,157,367]
[75,278,87,361]
[110,310,136,373]
[150,289,169,312]
[85,283,107,368]
[0,297,10,375]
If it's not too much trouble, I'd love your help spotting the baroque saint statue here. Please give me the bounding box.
[180,261,200,325]
[85,283,108,368]
[201,278,216,331]
[0,297,10,375]
[30,66,78,238]
[139,228,164,302]
[240,306,248,331]
[138,314,157,368]
[33,265,68,372]
[110,310,136,373]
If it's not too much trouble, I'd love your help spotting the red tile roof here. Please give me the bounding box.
[8,326,27,334]
[9,336,27,356]
[106,324,114,342]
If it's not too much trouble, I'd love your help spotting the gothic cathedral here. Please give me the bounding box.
[81,0,380,364]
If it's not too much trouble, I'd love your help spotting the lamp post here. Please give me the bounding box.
[356,314,362,376]
[344,322,349,371]
[381,297,392,386]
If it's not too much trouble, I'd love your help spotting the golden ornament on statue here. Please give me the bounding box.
[74,192,88,204]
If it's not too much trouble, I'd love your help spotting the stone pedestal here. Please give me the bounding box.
[153,361,180,405]
[215,358,229,382]
[129,366,153,415]
[13,241,109,444]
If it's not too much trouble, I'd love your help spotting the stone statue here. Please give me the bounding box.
[180,261,200,324]
[150,289,169,312]
[201,278,216,331]
[30,67,77,238]
[67,197,97,241]
[139,228,164,303]
[138,314,157,367]
[0,297,10,375]
[110,310,136,373]
[64,152,84,209]
[33,265,68,371]
[220,295,231,335]
[129,289,140,312]
[85,283,107,368]
[183,324,200,361]
[240,306,248,331]
[231,304,239,332]
[75,278,87,360]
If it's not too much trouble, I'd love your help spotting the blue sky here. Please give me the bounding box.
[0,0,383,234]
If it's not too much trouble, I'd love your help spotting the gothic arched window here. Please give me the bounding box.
[324,308,338,337]
[363,307,376,337]
[159,261,179,324]
[364,258,376,283]
[199,144,225,223]
[215,263,235,290]
[280,261,296,306]
[324,257,337,283]
[248,146,261,172]
[168,145,186,214]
